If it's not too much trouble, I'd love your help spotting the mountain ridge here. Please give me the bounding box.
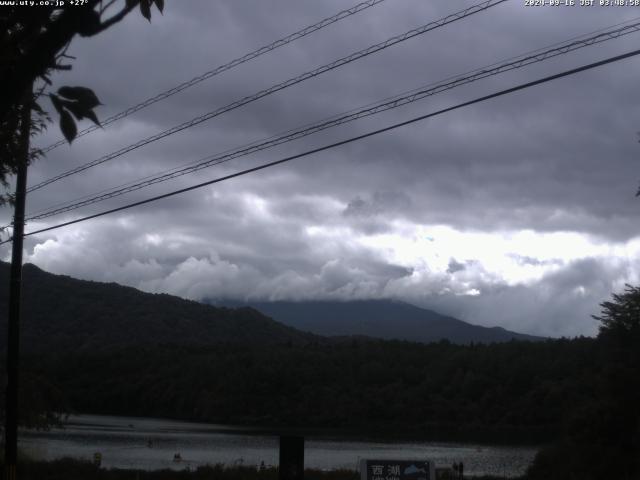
[0,261,542,352]
[0,262,315,353]
[217,298,544,344]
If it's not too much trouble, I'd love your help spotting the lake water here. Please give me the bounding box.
[20,414,537,477]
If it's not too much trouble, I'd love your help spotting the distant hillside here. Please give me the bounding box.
[0,262,314,353]
[219,299,543,344]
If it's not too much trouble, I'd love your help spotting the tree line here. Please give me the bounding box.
[7,286,640,478]
[21,337,596,443]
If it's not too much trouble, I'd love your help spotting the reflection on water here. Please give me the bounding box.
[20,415,536,477]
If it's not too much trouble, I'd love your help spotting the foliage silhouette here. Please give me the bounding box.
[527,285,640,479]
[0,0,163,205]
[24,338,599,444]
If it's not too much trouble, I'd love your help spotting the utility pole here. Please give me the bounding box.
[4,84,32,480]
[279,436,304,480]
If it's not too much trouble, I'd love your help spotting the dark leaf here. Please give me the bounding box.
[59,110,77,144]
[61,101,86,121]
[58,86,101,109]
[140,0,151,21]
[154,0,164,13]
[49,94,63,114]
[84,109,101,127]
[77,9,102,37]
[126,0,138,8]
[60,99,102,126]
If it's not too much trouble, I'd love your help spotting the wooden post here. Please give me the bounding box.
[279,436,304,480]
[4,85,32,480]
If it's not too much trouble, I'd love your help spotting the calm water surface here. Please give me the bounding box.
[20,415,537,477]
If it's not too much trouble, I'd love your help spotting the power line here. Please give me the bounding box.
[38,0,389,154]
[24,19,640,222]
[5,47,638,244]
[27,15,640,221]
[27,0,507,193]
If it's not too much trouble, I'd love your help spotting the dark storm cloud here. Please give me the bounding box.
[343,191,412,218]
[22,1,640,237]
[447,258,466,274]
[3,0,640,337]
[341,191,413,233]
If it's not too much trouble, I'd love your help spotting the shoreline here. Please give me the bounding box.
[52,413,546,448]
[4,458,521,480]
[19,413,537,478]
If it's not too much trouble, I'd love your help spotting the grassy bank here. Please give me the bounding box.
[2,458,517,480]
[5,459,354,480]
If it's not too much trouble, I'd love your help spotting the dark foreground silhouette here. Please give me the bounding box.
[0,459,508,480]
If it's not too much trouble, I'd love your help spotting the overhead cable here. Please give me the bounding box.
[4,47,638,243]
[25,19,640,221]
[27,0,508,193]
[39,0,390,154]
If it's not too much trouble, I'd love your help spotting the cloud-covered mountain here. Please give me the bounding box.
[219,299,544,344]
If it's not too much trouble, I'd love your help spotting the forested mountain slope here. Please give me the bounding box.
[0,262,314,352]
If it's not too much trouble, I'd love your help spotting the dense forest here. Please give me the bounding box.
[22,338,596,443]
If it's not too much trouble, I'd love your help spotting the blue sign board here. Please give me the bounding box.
[359,460,435,480]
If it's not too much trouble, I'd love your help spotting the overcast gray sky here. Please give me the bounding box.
[3,0,640,337]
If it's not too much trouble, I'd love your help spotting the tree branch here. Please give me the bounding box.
[92,0,139,35]
[100,0,119,15]
[0,0,139,123]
